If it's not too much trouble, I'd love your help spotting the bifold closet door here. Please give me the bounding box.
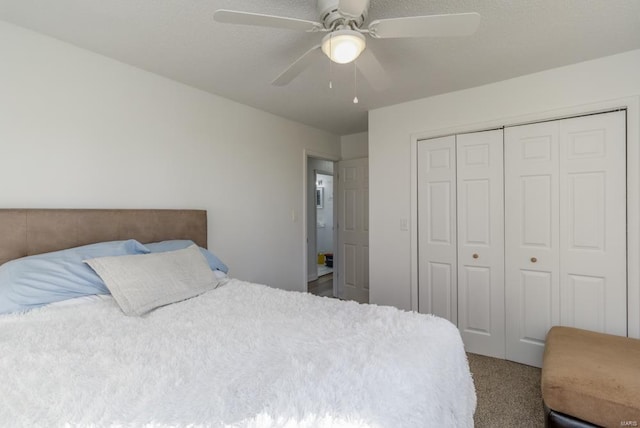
[505,110,627,367]
[417,130,505,359]
[456,130,505,359]
[417,136,457,322]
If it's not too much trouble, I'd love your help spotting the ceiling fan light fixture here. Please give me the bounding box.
[321,30,366,64]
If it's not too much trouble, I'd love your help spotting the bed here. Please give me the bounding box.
[0,209,476,427]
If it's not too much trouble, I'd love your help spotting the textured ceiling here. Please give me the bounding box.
[1,0,640,135]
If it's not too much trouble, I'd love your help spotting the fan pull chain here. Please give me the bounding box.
[328,34,333,89]
[353,61,358,104]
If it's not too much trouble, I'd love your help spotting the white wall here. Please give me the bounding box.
[0,20,340,292]
[369,49,640,335]
[340,132,368,159]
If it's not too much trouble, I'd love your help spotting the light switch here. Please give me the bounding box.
[400,218,409,231]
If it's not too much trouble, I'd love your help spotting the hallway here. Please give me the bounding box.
[308,273,333,298]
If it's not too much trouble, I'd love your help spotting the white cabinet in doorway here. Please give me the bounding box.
[417,110,627,367]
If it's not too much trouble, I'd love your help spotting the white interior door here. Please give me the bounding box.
[558,111,627,335]
[417,136,457,323]
[505,120,561,367]
[505,111,627,367]
[456,130,505,358]
[337,157,369,303]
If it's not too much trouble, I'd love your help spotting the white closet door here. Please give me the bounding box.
[456,130,505,358]
[505,111,627,367]
[559,111,626,335]
[505,121,561,367]
[418,136,457,323]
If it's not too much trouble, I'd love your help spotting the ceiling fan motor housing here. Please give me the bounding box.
[317,0,369,29]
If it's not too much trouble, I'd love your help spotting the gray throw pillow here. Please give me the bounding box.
[85,244,219,316]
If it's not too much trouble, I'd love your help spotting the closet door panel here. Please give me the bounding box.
[521,175,553,247]
[505,121,561,367]
[565,274,606,332]
[559,111,627,336]
[429,262,453,320]
[461,266,491,332]
[520,270,553,344]
[457,130,505,358]
[418,136,457,323]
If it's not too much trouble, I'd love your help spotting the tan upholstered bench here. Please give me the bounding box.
[542,326,640,427]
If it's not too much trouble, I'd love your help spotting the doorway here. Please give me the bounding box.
[315,171,334,277]
[306,157,336,297]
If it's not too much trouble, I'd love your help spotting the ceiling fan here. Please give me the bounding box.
[214,0,481,91]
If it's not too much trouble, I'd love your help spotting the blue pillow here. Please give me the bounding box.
[143,240,228,274]
[0,240,149,315]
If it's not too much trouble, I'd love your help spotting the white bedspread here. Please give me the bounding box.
[0,279,475,427]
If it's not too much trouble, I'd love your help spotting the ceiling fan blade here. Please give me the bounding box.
[356,49,391,91]
[214,9,323,32]
[368,12,481,39]
[338,0,370,19]
[272,45,323,86]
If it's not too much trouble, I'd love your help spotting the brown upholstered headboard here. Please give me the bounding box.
[0,209,207,266]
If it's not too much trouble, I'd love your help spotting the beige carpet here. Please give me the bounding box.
[467,353,545,427]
